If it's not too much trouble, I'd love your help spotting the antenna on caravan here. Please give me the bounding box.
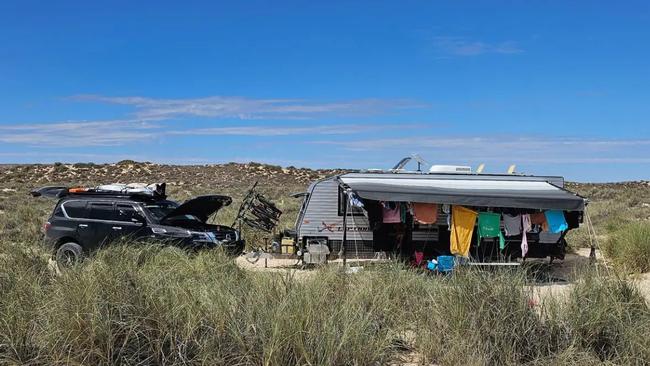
[476,163,485,174]
[507,164,517,174]
[391,154,429,172]
[411,154,428,172]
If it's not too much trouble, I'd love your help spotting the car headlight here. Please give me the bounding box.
[151,227,167,234]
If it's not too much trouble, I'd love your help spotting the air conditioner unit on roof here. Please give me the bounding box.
[428,165,472,174]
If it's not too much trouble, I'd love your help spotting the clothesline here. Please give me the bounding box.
[373,199,575,259]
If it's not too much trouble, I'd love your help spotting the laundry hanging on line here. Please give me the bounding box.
[530,212,549,232]
[412,202,438,224]
[503,213,522,236]
[382,202,401,223]
[521,214,532,257]
[544,210,568,233]
[400,203,408,224]
[348,193,365,209]
[477,212,506,250]
[450,205,477,257]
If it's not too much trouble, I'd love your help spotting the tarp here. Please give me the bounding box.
[338,176,585,211]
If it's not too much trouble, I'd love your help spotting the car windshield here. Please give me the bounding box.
[144,201,179,222]
[145,201,203,223]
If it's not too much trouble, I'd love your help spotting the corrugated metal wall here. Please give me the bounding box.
[298,178,373,242]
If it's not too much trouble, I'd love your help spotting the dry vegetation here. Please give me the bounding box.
[1,162,650,365]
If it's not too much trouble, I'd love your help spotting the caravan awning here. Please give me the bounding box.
[339,176,585,211]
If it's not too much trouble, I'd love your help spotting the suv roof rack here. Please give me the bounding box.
[66,191,166,200]
[31,183,167,199]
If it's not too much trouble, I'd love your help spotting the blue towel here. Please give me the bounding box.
[544,210,568,233]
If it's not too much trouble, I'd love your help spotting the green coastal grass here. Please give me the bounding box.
[1,242,649,365]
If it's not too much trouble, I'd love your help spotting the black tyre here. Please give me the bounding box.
[56,242,84,268]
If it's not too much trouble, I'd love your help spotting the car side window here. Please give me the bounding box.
[88,202,115,221]
[116,204,139,222]
[53,205,65,217]
[62,201,88,219]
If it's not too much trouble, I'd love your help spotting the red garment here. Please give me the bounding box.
[412,203,438,224]
[413,251,425,267]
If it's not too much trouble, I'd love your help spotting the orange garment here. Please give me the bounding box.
[450,206,477,257]
[530,212,549,232]
[412,203,438,224]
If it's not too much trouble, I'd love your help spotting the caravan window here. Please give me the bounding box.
[337,186,365,216]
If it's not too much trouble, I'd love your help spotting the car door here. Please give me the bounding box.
[114,203,147,242]
[85,201,117,249]
[59,200,90,245]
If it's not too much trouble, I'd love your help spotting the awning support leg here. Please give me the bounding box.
[340,189,348,266]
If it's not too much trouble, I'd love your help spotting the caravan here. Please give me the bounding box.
[292,158,586,265]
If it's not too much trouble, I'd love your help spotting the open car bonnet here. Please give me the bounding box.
[161,195,232,223]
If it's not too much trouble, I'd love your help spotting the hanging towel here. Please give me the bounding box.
[400,203,408,223]
[530,212,549,232]
[412,202,438,224]
[382,202,401,223]
[503,214,522,236]
[450,206,477,257]
[521,214,532,257]
[477,212,506,250]
[545,210,569,233]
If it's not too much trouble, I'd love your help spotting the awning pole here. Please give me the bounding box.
[341,189,348,266]
[585,207,597,264]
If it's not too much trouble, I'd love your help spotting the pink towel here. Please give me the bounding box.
[382,203,401,223]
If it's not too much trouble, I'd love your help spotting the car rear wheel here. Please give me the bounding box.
[56,242,84,268]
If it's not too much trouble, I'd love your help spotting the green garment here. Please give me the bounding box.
[477,212,506,250]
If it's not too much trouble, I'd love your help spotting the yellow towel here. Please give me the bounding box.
[450,206,477,257]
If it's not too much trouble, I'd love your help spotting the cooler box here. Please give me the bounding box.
[281,237,295,254]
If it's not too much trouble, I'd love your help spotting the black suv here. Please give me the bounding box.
[36,187,244,266]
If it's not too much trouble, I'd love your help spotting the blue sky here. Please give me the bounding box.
[0,1,649,182]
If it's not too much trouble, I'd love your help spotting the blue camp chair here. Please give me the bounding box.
[437,255,455,273]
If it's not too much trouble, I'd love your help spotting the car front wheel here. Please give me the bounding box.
[56,242,84,268]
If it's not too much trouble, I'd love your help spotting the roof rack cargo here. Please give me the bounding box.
[31,183,166,199]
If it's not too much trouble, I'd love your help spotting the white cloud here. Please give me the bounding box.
[0,119,417,147]
[72,94,425,120]
[432,37,523,56]
[0,119,162,146]
[310,136,650,164]
[167,123,419,137]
